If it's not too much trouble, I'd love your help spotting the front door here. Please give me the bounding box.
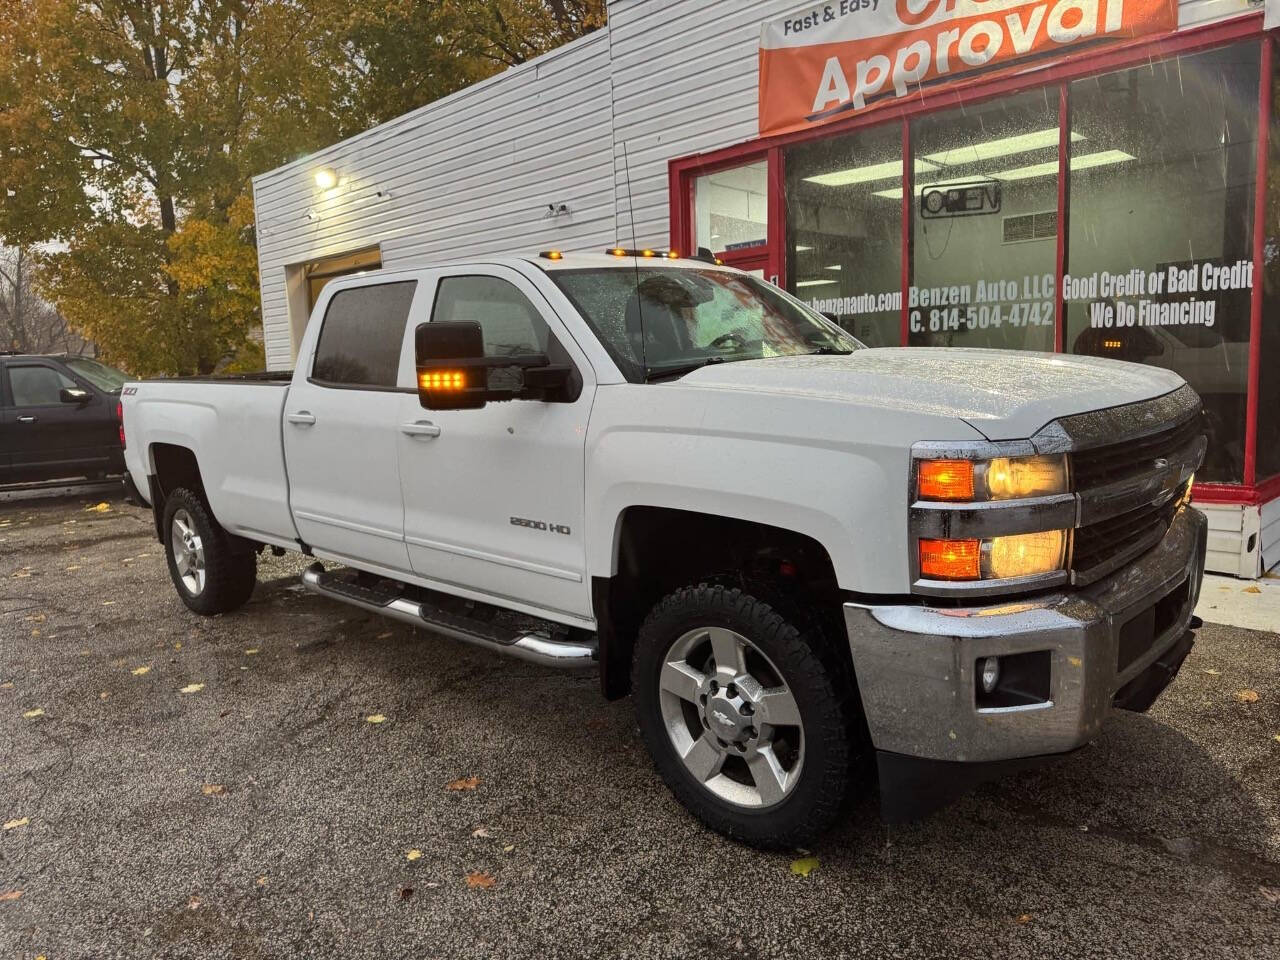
[396,268,595,622]
[4,361,111,480]
[283,279,422,572]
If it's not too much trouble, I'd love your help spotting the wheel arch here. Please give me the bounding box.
[594,505,847,700]
[148,443,208,543]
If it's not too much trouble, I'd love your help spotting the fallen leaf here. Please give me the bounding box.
[1260,886,1280,904]
[502,844,514,853]
[366,714,387,724]
[201,784,225,796]
[25,614,45,623]
[256,876,269,887]
[399,886,414,900]
[3,818,29,831]
[445,776,481,792]
[376,632,393,639]
[1243,586,1262,594]
[1273,734,1280,744]
[102,600,116,606]
[131,666,151,676]
[22,708,44,719]
[0,682,12,689]
[99,692,109,700]
[0,890,22,901]
[244,648,260,655]
[470,826,490,839]
[790,856,819,877]
[1202,668,1221,676]
[179,683,205,694]
[188,895,201,910]
[174,642,182,650]
[406,849,422,861]
[85,502,111,513]
[465,871,496,889]
[1016,913,1033,924]
[65,565,80,571]
[1236,690,1260,704]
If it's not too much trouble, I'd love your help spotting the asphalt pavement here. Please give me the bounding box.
[2,492,1278,959]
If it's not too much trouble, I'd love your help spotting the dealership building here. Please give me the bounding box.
[251,0,1279,576]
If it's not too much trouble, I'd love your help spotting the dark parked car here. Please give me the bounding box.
[0,352,128,484]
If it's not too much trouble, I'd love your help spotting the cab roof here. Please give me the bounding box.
[521,252,740,273]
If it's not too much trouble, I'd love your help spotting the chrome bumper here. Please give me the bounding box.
[844,506,1207,764]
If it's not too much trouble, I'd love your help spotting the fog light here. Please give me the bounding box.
[980,656,1001,694]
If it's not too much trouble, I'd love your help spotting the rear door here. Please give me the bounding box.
[283,278,422,572]
[4,360,111,480]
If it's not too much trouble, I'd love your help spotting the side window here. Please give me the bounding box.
[312,280,418,388]
[9,365,76,406]
[431,275,549,357]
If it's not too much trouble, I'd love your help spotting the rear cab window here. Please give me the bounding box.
[311,280,418,389]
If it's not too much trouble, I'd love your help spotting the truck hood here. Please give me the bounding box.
[677,348,1187,441]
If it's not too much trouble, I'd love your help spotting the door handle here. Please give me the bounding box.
[287,411,317,426]
[16,415,36,424]
[400,420,441,439]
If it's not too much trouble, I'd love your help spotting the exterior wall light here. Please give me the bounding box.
[314,167,338,190]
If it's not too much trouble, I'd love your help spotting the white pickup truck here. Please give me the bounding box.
[121,251,1207,847]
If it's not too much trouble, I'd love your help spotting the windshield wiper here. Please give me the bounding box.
[808,345,854,355]
[644,355,731,383]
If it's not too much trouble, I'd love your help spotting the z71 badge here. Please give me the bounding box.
[510,517,571,535]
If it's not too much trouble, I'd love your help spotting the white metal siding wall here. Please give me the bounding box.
[252,33,617,369]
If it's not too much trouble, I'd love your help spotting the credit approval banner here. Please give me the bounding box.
[759,0,1178,136]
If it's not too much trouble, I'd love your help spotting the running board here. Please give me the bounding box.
[300,564,596,668]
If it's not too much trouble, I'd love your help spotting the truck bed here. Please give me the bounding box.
[146,370,294,385]
[122,375,300,549]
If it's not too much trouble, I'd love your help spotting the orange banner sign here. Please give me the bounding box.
[759,0,1179,136]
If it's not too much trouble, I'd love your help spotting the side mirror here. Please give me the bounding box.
[60,387,90,404]
[415,321,489,410]
[415,321,576,410]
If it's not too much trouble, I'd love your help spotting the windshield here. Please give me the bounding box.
[64,357,129,393]
[550,267,863,382]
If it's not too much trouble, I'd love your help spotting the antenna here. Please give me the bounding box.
[620,141,647,377]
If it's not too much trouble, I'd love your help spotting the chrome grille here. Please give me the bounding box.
[1070,413,1205,490]
[1066,399,1205,586]
[1072,487,1185,583]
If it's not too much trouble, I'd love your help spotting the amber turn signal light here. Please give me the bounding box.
[919,538,981,581]
[917,459,975,501]
[419,370,467,391]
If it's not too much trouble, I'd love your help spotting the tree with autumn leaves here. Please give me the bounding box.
[0,0,605,376]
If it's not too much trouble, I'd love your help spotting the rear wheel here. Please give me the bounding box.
[162,487,256,615]
[632,584,854,849]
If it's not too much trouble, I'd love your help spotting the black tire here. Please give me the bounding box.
[632,584,854,849]
[162,487,256,615]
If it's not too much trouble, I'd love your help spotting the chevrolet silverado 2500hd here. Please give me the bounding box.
[121,252,1207,847]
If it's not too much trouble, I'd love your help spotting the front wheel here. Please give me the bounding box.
[162,487,257,615]
[632,585,855,849]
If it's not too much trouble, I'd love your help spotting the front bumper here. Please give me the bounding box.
[844,506,1207,769]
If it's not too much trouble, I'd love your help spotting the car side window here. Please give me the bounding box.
[312,280,418,388]
[9,365,76,406]
[431,276,550,357]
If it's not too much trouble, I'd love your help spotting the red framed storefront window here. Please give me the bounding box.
[670,15,1275,505]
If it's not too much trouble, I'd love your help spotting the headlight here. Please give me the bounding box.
[920,530,1069,581]
[917,455,1068,502]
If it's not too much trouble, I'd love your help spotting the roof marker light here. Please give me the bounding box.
[540,250,564,260]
